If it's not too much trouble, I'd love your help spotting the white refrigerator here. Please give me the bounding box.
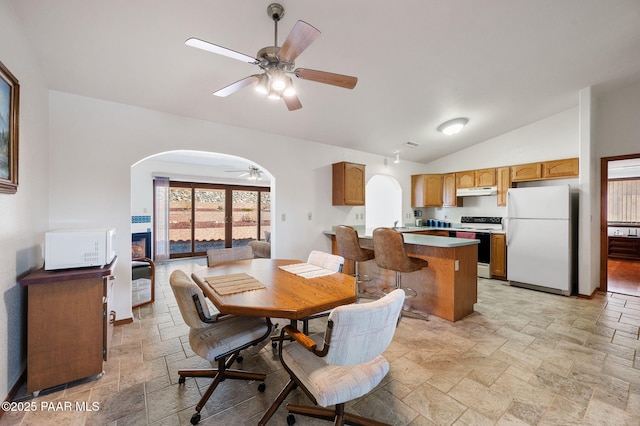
[506,184,574,295]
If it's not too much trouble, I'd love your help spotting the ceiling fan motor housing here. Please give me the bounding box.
[267,3,284,21]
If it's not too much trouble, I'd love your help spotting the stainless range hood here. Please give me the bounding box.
[456,186,498,197]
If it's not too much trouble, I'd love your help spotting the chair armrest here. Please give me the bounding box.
[282,325,329,357]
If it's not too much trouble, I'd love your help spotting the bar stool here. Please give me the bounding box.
[372,227,429,320]
[335,225,377,299]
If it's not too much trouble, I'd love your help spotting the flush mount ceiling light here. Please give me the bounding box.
[437,117,469,136]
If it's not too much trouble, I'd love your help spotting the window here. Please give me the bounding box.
[608,178,640,223]
[156,180,270,258]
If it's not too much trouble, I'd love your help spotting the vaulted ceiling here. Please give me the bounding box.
[10,0,640,164]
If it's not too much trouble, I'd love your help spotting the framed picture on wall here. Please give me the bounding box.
[0,60,19,194]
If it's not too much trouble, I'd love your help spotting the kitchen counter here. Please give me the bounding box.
[324,226,478,321]
[323,226,480,247]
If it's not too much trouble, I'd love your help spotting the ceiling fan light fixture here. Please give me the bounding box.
[283,77,296,97]
[267,87,282,100]
[437,117,469,136]
[269,69,286,91]
[255,74,269,94]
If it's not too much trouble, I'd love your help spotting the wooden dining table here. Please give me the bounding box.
[190,258,357,320]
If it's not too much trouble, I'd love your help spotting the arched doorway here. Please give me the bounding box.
[365,175,402,229]
[130,150,274,306]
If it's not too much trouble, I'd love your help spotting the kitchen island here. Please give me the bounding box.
[323,227,479,321]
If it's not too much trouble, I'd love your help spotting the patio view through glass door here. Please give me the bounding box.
[167,182,270,258]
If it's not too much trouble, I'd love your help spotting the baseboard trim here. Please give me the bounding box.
[577,287,600,299]
[1,370,27,419]
[114,317,133,326]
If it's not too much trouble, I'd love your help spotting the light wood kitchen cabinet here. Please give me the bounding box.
[496,167,511,206]
[411,174,443,207]
[332,162,365,205]
[475,168,496,187]
[442,173,462,207]
[456,169,495,188]
[542,158,579,179]
[490,233,507,280]
[456,171,475,189]
[511,162,542,182]
[19,258,117,394]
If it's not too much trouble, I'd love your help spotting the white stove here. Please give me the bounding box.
[457,217,504,278]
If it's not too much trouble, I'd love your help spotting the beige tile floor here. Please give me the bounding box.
[3,257,640,426]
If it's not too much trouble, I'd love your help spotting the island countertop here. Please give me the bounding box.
[323,226,479,321]
[322,226,479,248]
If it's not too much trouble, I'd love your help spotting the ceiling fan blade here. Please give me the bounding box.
[213,75,260,97]
[278,21,320,63]
[283,94,303,111]
[185,37,258,64]
[294,68,358,89]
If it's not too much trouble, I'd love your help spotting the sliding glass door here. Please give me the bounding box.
[163,181,270,258]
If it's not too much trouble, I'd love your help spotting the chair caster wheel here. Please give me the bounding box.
[236,355,243,363]
[287,414,296,425]
[190,412,201,425]
[258,382,266,392]
[178,376,186,384]
[272,341,278,348]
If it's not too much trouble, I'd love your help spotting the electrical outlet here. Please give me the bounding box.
[308,212,312,220]
[281,213,286,221]
[454,260,459,271]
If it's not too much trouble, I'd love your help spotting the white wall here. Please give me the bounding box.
[0,0,50,399]
[49,91,426,322]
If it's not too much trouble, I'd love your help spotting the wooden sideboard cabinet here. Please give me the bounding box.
[608,236,640,260]
[20,257,117,394]
[332,162,365,205]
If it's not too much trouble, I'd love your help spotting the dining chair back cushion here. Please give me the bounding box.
[206,246,254,267]
[280,289,405,407]
[170,269,215,329]
[307,250,344,272]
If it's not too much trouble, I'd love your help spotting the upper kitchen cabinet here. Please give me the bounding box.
[542,158,579,179]
[411,174,443,207]
[511,158,579,182]
[456,169,496,188]
[456,171,475,189]
[496,167,511,206]
[475,168,496,187]
[332,162,365,206]
[442,173,462,207]
[511,162,542,182]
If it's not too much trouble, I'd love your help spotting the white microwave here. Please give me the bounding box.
[44,228,116,270]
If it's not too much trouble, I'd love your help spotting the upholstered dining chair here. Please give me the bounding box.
[206,246,254,267]
[372,227,429,320]
[258,288,405,426]
[169,270,272,425]
[271,250,345,347]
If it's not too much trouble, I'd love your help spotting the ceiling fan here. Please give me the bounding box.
[185,3,358,111]
[226,166,263,180]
